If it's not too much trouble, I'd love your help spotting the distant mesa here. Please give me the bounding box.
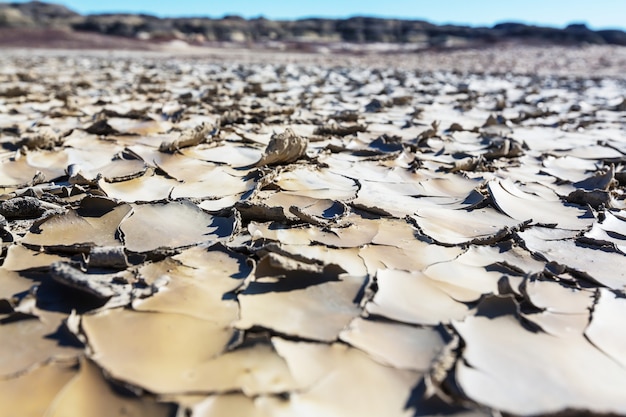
[1,1,625,48]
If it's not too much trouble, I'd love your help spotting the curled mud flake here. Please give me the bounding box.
[584,210,626,253]
[453,313,626,415]
[0,359,78,417]
[250,193,323,223]
[358,236,463,275]
[0,266,36,309]
[251,211,386,248]
[98,173,180,203]
[198,194,247,213]
[365,269,470,325]
[67,164,100,186]
[182,143,263,167]
[352,169,483,216]
[49,262,130,300]
[0,311,82,376]
[159,123,214,153]
[272,338,421,417]
[518,228,626,290]
[148,152,214,182]
[255,128,308,166]
[120,201,237,253]
[45,357,176,417]
[170,166,255,200]
[288,205,333,227]
[235,200,292,223]
[411,206,522,245]
[81,309,235,394]
[132,245,250,324]
[49,261,167,310]
[553,143,624,160]
[488,178,593,230]
[236,273,365,342]
[520,277,595,337]
[275,243,368,276]
[255,251,326,278]
[97,170,178,203]
[170,342,300,396]
[339,317,446,371]
[22,204,131,248]
[423,257,504,303]
[585,288,626,368]
[0,157,48,188]
[274,166,359,201]
[541,155,598,183]
[574,165,616,191]
[100,158,148,183]
[522,310,590,338]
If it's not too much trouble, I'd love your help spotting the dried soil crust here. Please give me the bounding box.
[0,48,626,416]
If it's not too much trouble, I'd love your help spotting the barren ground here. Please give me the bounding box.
[1,43,626,417]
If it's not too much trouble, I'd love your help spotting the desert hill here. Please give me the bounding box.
[1,0,625,48]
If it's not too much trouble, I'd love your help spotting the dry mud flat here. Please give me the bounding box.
[0,47,626,416]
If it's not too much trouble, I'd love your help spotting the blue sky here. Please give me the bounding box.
[11,0,626,30]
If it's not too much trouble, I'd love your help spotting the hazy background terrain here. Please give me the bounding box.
[6,0,626,30]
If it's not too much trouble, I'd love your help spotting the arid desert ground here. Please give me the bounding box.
[1,43,626,416]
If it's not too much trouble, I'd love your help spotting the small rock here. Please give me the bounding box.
[255,128,308,166]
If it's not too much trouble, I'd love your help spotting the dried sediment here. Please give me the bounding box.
[0,49,626,417]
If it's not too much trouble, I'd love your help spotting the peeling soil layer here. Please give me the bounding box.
[1,46,626,416]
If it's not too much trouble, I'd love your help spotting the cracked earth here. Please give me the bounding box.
[1,46,626,417]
